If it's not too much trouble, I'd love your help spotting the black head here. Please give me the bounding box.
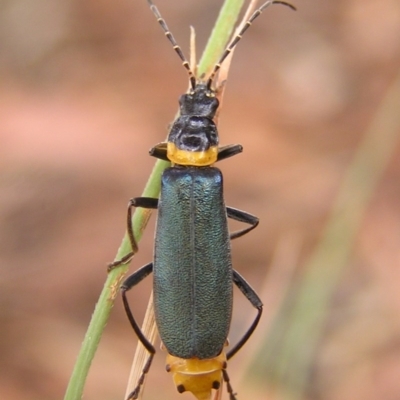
[178,83,219,119]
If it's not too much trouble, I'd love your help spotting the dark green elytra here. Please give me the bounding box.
[153,167,232,359]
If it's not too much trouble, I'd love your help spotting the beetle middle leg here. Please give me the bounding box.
[227,207,259,241]
[108,197,159,271]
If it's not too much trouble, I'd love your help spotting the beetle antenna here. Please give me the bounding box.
[207,0,296,90]
[147,0,197,90]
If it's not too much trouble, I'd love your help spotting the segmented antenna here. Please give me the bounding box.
[147,0,295,91]
[206,0,296,90]
[147,0,197,89]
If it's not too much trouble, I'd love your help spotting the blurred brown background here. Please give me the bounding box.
[1,0,400,399]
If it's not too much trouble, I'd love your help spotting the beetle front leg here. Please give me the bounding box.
[108,197,158,271]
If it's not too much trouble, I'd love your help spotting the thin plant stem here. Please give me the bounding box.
[64,160,168,400]
[198,0,246,78]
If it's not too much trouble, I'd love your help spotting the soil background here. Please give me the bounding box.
[1,1,400,399]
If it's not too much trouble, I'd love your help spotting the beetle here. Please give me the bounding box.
[111,1,295,399]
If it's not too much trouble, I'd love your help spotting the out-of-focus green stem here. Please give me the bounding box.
[251,70,400,399]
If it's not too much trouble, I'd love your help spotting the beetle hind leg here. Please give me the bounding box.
[222,369,237,400]
[126,353,154,400]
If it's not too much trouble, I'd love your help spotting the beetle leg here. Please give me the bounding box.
[108,197,158,271]
[227,270,263,359]
[150,142,169,161]
[121,262,155,399]
[222,368,237,400]
[217,144,243,161]
[226,207,259,240]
